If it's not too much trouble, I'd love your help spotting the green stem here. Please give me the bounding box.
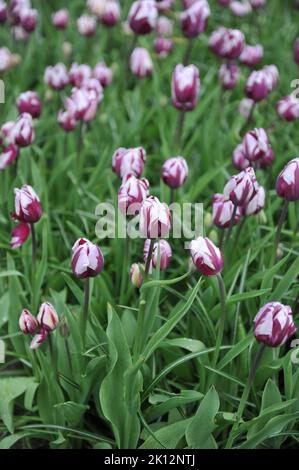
[271,200,289,266]
[64,338,73,374]
[170,188,175,205]
[145,239,155,277]
[133,299,146,361]
[30,223,37,266]
[183,38,193,65]
[225,203,238,247]
[226,343,266,448]
[175,108,186,152]
[81,278,90,350]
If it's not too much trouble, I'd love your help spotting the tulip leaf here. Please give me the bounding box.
[0,377,34,433]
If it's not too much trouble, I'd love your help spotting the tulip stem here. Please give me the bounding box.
[48,334,58,380]
[145,238,155,277]
[133,299,146,361]
[213,273,226,368]
[226,343,266,448]
[64,338,73,374]
[240,102,256,136]
[76,121,84,175]
[225,203,238,247]
[271,200,289,265]
[175,109,186,152]
[30,223,37,266]
[183,38,193,65]
[170,188,175,205]
[82,278,90,349]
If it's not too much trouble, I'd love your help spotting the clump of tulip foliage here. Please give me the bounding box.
[0,0,299,451]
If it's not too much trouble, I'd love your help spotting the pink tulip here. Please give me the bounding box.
[139,196,172,238]
[276,95,299,122]
[254,302,296,347]
[240,44,263,67]
[13,184,42,223]
[161,156,188,189]
[154,37,173,58]
[37,302,59,332]
[16,91,41,118]
[190,236,224,276]
[93,62,113,87]
[52,9,69,29]
[0,144,19,171]
[143,238,172,270]
[172,64,200,111]
[77,15,97,37]
[71,238,104,279]
[276,158,299,201]
[13,113,35,147]
[212,193,241,228]
[69,63,92,87]
[244,185,265,215]
[130,47,153,78]
[128,0,158,35]
[112,147,146,178]
[19,308,39,334]
[10,222,30,249]
[130,263,143,288]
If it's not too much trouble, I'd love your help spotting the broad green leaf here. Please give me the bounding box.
[0,377,34,433]
[140,418,191,449]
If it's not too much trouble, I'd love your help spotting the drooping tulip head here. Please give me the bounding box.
[254,302,296,347]
[139,196,171,238]
[189,236,224,276]
[0,144,19,171]
[161,156,188,189]
[171,64,200,111]
[71,238,104,279]
[276,158,299,201]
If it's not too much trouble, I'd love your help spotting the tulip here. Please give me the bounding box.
[20,8,37,32]
[239,98,255,119]
[130,47,153,78]
[209,27,245,60]
[93,62,113,87]
[245,69,270,102]
[276,158,299,202]
[156,16,173,36]
[171,64,200,112]
[294,38,299,66]
[180,0,210,38]
[19,308,39,334]
[37,302,59,332]
[243,128,272,162]
[218,63,240,91]
[264,65,279,91]
[258,147,274,169]
[118,175,149,214]
[69,63,92,87]
[44,63,69,90]
[58,108,77,132]
[128,0,158,35]
[16,91,42,118]
[156,0,174,11]
[161,156,188,189]
[254,302,296,347]
[63,42,73,59]
[154,37,173,58]
[189,236,224,276]
[13,113,34,147]
[112,147,146,178]
[239,44,263,67]
[99,0,120,26]
[71,238,104,279]
[0,1,7,22]
[244,185,265,215]
[212,193,241,229]
[0,144,19,171]
[52,9,69,29]
[0,47,19,73]
[77,15,97,37]
[30,328,48,350]
[143,238,172,271]
[14,184,42,224]
[140,195,171,240]
[130,262,143,288]
[276,95,299,122]
[230,1,252,15]
[12,25,28,41]
[232,143,250,171]
[223,167,258,207]
[10,222,30,249]
[1,121,16,145]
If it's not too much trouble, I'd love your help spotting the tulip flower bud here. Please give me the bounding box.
[37,302,59,332]
[232,143,250,171]
[0,144,19,171]
[245,69,270,102]
[171,64,200,111]
[99,0,121,27]
[258,148,275,169]
[112,147,146,178]
[14,184,42,223]
[19,308,38,334]
[209,27,245,60]
[58,108,77,132]
[16,91,41,118]
[218,0,231,5]
[161,156,188,189]
[189,236,224,276]
[240,44,263,67]
[130,47,153,78]
[254,302,296,347]
[140,196,172,238]
[156,16,173,36]
[143,239,172,270]
[180,0,210,38]
[218,63,240,91]
[77,15,97,37]
[69,63,92,87]
[10,222,30,249]
[130,262,143,288]
[44,63,69,90]
[212,193,241,228]
[71,238,104,279]
[276,95,299,122]
[244,185,265,215]
[230,1,252,15]
[93,62,113,87]
[204,212,213,229]
[0,1,7,23]
[154,37,173,58]
[52,9,69,29]
[128,0,158,35]
[13,113,34,147]
[67,88,97,122]
[30,328,48,350]
[223,167,258,207]
[20,8,37,33]
[1,121,16,145]
[118,175,149,214]
[243,128,272,162]
[276,158,299,201]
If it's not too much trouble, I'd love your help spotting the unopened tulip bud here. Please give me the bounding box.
[100,0,121,26]
[172,64,200,111]
[212,193,241,228]
[93,62,113,87]
[204,212,213,229]
[239,98,254,119]
[156,0,174,11]
[223,167,258,207]
[144,239,172,270]
[244,185,265,215]
[190,236,224,276]
[10,222,30,249]
[30,328,48,350]
[230,1,252,16]
[243,128,272,162]
[130,262,143,288]
[52,9,69,29]
[232,143,250,171]
[77,15,97,37]
[161,156,188,189]
[14,184,42,223]
[69,63,92,87]
[154,37,173,58]
[19,309,38,334]
[257,209,267,225]
[140,196,172,238]
[276,245,283,259]
[264,65,279,91]
[245,69,270,102]
[37,302,59,332]
[71,238,104,279]
[130,47,153,78]
[276,158,299,201]
[13,113,34,147]
[20,8,37,33]
[180,0,210,38]
[240,44,263,67]
[44,63,69,90]
[209,27,245,60]
[254,302,296,347]
[128,0,158,35]
[219,63,240,91]
[58,108,77,132]
[0,144,19,171]
[276,95,299,122]
[16,91,41,118]
[118,175,149,214]
[112,147,146,178]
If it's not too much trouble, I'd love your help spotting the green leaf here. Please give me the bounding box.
[140,418,192,449]
[146,390,203,421]
[270,255,299,302]
[0,377,34,433]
